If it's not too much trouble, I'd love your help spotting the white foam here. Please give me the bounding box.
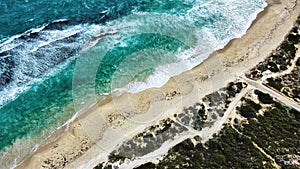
[0,22,112,107]
[114,0,267,94]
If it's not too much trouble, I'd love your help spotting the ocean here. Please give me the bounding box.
[0,0,267,168]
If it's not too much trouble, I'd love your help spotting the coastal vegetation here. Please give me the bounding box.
[246,16,300,103]
[133,90,300,169]
[266,59,300,102]
[246,16,300,80]
[94,81,249,169]
[175,81,247,131]
[235,90,300,168]
[106,118,188,164]
[135,125,273,169]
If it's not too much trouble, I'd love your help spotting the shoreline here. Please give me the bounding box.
[14,0,300,168]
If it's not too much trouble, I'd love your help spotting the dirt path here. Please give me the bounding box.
[242,75,300,112]
[231,126,281,169]
[115,86,251,168]
[198,87,250,143]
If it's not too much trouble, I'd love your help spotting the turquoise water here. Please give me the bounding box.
[0,0,267,168]
[0,33,185,149]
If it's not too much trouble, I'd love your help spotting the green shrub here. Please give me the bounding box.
[135,162,156,169]
[267,78,283,91]
[239,105,257,118]
[245,99,262,111]
[296,58,300,66]
[254,90,274,104]
[267,61,279,72]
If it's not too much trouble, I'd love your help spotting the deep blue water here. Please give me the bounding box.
[0,0,267,168]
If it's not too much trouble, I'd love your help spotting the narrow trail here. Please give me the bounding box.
[231,126,281,169]
[116,87,251,169]
[117,131,195,169]
[241,75,300,112]
[197,86,251,143]
[251,142,281,169]
[167,85,251,144]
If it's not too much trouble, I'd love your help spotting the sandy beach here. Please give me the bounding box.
[15,0,300,168]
